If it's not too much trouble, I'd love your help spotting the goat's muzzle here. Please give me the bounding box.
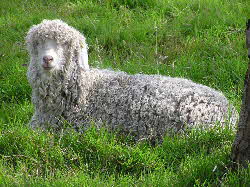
[42,55,54,70]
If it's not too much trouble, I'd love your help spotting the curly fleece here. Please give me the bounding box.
[26,19,238,141]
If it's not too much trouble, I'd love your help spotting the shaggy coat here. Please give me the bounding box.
[26,19,238,141]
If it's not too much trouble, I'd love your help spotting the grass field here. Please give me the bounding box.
[1,0,250,185]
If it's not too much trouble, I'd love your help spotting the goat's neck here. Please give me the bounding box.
[32,71,81,114]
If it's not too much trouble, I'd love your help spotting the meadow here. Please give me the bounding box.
[0,0,250,185]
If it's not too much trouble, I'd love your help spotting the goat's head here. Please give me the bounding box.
[26,19,89,82]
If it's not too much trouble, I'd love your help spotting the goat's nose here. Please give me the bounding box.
[43,55,53,64]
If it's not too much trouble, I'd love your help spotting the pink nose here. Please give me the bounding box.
[43,55,53,64]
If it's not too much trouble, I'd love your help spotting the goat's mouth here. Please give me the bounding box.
[42,65,54,71]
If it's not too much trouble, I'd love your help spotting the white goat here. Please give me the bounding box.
[26,19,238,141]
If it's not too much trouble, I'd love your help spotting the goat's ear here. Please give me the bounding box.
[78,45,89,71]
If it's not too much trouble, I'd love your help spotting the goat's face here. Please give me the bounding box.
[37,39,66,73]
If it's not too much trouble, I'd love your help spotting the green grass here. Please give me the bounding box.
[0,0,250,185]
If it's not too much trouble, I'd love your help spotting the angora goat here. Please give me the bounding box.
[26,19,238,141]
